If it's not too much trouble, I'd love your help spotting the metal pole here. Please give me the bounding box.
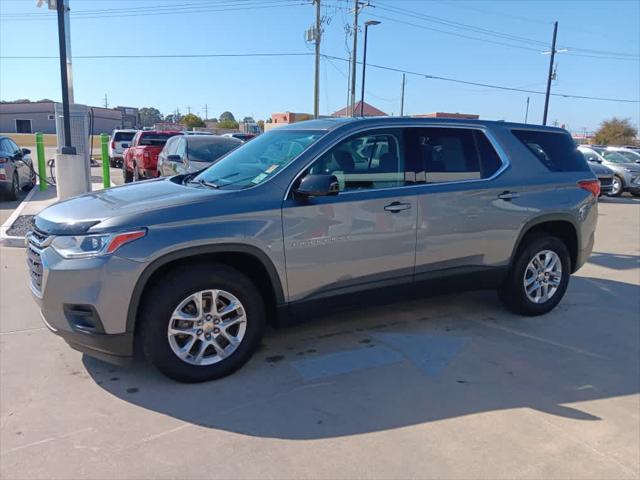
[349,0,359,117]
[524,96,530,124]
[100,133,110,188]
[56,0,74,152]
[542,21,558,126]
[400,73,405,116]
[359,24,369,117]
[35,133,48,192]
[313,0,321,119]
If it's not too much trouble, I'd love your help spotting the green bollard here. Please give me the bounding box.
[101,133,111,188]
[35,132,47,191]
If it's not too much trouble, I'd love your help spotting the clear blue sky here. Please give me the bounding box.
[1,0,638,132]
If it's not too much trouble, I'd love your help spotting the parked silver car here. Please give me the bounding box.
[157,135,242,177]
[27,118,598,382]
[0,136,36,200]
[578,146,640,196]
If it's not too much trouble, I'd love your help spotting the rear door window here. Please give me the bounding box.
[405,128,503,183]
[512,129,589,172]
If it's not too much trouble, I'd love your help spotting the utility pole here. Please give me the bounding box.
[204,104,208,120]
[313,0,321,119]
[524,96,530,124]
[103,93,109,108]
[542,21,558,126]
[187,105,191,114]
[350,0,368,117]
[400,73,406,116]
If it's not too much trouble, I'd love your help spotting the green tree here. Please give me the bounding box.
[181,113,206,129]
[139,107,164,127]
[257,119,265,131]
[594,118,638,145]
[219,111,236,122]
[218,119,239,129]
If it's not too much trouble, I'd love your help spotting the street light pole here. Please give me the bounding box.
[359,20,380,117]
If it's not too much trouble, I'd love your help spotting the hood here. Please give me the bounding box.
[588,161,613,175]
[35,178,214,235]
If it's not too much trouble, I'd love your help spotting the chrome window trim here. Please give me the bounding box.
[283,123,511,200]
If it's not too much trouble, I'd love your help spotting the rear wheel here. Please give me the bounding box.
[109,157,117,168]
[139,263,265,382]
[6,173,19,200]
[499,235,570,316]
[609,175,623,196]
[23,168,37,191]
[123,162,133,183]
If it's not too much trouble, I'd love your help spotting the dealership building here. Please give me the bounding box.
[0,101,139,134]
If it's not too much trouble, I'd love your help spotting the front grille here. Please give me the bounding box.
[27,244,43,293]
[599,177,613,187]
[26,225,51,295]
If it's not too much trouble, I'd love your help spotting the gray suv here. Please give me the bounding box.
[27,118,598,382]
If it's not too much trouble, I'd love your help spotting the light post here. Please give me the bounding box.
[359,20,380,117]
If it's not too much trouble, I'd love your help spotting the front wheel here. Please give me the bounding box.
[139,263,265,382]
[499,235,570,316]
[123,162,133,183]
[609,175,623,196]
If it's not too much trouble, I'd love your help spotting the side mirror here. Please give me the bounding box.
[167,154,182,162]
[121,143,130,149]
[295,174,340,198]
[22,148,31,155]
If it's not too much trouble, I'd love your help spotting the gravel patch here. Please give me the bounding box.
[6,215,35,237]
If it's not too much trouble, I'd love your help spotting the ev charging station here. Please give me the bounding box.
[54,103,92,198]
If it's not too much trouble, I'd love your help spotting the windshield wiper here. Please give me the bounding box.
[187,179,220,189]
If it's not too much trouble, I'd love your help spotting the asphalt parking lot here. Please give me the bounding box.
[0,197,638,479]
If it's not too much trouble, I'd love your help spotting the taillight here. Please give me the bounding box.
[111,141,116,149]
[0,158,6,164]
[578,179,600,198]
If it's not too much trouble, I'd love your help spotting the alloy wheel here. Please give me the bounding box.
[611,177,622,195]
[523,249,562,304]
[167,289,247,366]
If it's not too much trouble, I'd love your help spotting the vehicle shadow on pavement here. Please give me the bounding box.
[599,195,640,205]
[84,275,639,440]
[588,252,640,270]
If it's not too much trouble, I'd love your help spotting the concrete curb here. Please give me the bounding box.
[0,186,39,248]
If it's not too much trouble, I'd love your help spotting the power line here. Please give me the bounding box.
[321,54,639,103]
[1,52,314,59]
[0,0,308,21]
[371,0,640,60]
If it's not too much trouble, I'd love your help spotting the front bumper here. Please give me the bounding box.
[27,236,144,364]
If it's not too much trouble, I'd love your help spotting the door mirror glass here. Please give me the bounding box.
[21,148,30,155]
[167,154,182,163]
[295,174,340,197]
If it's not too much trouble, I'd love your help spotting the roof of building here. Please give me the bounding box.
[331,101,388,117]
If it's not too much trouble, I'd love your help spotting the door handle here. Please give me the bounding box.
[498,191,520,201]
[384,201,412,213]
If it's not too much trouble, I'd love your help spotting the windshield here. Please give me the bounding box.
[193,129,324,189]
[601,150,633,163]
[617,150,640,161]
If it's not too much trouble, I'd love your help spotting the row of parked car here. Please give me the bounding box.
[579,145,640,197]
[108,129,255,183]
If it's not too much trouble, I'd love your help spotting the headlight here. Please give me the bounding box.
[50,230,146,259]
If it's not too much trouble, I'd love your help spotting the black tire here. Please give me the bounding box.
[132,162,139,182]
[6,173,19,200]
[123,164,133,183]
[23,169,37,191]
[609,175,624,197]
[499,235,571,316]
[139,263,266,383]
[109,157,117,168]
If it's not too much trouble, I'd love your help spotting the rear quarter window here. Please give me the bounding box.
[512,129,589,172]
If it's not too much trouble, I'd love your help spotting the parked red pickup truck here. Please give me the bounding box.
[122,130,182,183]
